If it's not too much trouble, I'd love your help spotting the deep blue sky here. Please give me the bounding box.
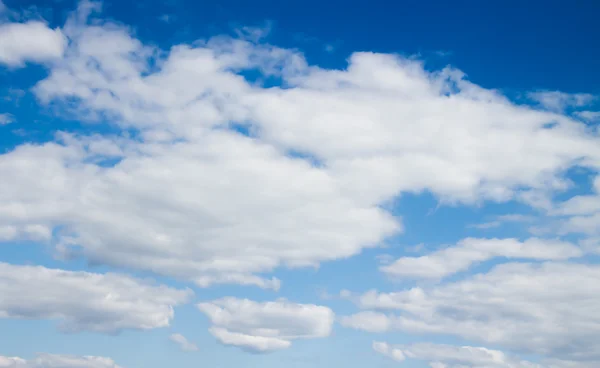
[6,0,600,93]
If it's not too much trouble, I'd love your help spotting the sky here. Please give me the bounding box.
[0,0,600,367]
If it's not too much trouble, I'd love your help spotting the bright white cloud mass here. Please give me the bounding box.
[0,21,67,67]
[0,0,599,367]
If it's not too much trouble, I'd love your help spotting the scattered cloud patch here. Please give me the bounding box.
[0,354,121,368]
[345,262,600,364]
[575,111,600,122]
[380,237,582,280]
[0,262,192,333]
[0,21,66,67]
[0,113,14,125]
[169,333,199,352]
[528,91,596,112]
[373,341,541,367]
[197,298,334,353]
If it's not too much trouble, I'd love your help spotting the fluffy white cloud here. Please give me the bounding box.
[169,333,199,352]
[0,262,192,333]
[380,237,582,280]
[197,298,334,353]
[0,131,397,289]
[1,2,599,291]
[373,341,541,368]
[343,262,600,364]
[0,21,66,67]
[0,354,121,368]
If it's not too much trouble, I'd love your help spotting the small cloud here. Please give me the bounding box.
[528,90,596,112]
[324,44,335,53]
[576,111,600,122]
[468,221,501,229]
[375,253,394,265]
[0,113,14,125]
[234,21,272,43]
[468,214,535,230]
[339,289,352,298]
[159,14,176,23]
[3,88,26,103]
[434,50,453,57]
[169,333,199,352]
[496,214,535,222]
[406,243,426,253]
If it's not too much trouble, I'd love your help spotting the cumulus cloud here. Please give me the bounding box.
[197,298,334,353]
[373,341,541,368]
[380,237,583,280]
[0,2,596,291]
[0,21,67,67]
[0,262,192,333]
[169,333,199,352]
[0,129,397,289]
[0,354,121,368]
[343,262,600,364]
[0,1,597,365]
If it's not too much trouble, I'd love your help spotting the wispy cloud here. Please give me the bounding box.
[169,333,199,352]
[528,90,596,112]
[0,113,14,125]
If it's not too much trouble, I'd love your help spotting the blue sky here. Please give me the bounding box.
[1,1,600,367]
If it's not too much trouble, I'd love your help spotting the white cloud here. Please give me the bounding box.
[552,176,600,236]
[372,341,405,362]
[469,214,536,229]
[373,341,541,368]
[0,262,192,333]
[0,131,397,289]
[169,333,199,352]
[197,298,334,353]
[0,354,121,368]
[343,262,600,364]
[1,3,599,291]
[0,21,67,67]
[380,237,582,279]
[0,113,14,125]
[528,91,596,112]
